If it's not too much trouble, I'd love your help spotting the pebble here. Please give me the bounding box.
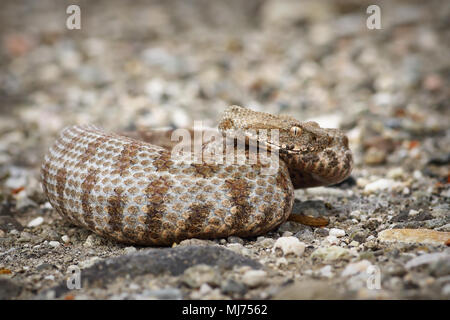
[48,241,60,248]
[220,279,247,296]
[227,236,244,245]
[387,167,405,179]
[27,217,44,228]
[405,251,450,269]
[364,178,404,193]
[241,270,267,288]
[136,288,183,300]
[83,234,103,247]
[325,235,340,245]
[273,237,306,256]
[318,265,334,278]
[181,264,220,289]
[378,228,450,245]
[311,246,353,261]
[61,235,70,244]
[78,257,102,269]
[329,228,346,238]
[341,260,373,277]
[124,246,137,254]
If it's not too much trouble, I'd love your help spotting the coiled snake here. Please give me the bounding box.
[41,106,353,245]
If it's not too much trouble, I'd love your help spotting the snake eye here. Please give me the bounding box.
[290,126,302,136]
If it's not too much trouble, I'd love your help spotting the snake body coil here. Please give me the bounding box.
[41,106,352,245]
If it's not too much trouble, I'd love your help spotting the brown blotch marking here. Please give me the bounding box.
[115,142,140,176]
[40,161,50,196]
[55,167,69,218]
[78,136,108,166]
[276,169,294,218]
[81,168,99,230]
[142,176,169,241]
[191,163,220,178]
[224,178,252,232]
[184,203,214,236]
[324,149,339,168]
[106,191,126,236]
[152,152,173,172]
[344,153,352,170]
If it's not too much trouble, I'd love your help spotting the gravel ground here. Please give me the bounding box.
[0,0,449,300]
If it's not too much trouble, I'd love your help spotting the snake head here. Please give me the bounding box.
[219,105,353,188]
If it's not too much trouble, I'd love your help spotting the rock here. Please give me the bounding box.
[124,246,137,254]
[36,263,55,271]
[78,257,102,269]
[182,264,221,288]
[329,228,346,238]
[273,236,306,256]
[364,147,387,165]
[27,217,44,228]
[0,216,23,232]
[220,279,247,296]
[136,288,183,300]
[311,246,353,261]
[83,234,103,247]
[273,280,344,299]
[318,265,334,278]
[325,235,340,245]
[227,236,244,245]
[341,260,373,277]
[177,238,217,246]
[44,246,261,298]
[48,241,60,248]
[387,167,405,179]
[364,179,404,193]
[241,270,267,288]
[378,229,450,245]
[0,279,22,300]
[405,251,450,269]
[61,235,70,244]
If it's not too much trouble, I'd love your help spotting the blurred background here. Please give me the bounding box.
[0,0,449,181]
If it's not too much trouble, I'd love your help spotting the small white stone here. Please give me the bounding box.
[48,241,60,248]
[387,167,405,179]
[273,236,306,256]
[241,270,267,287]
[350,210,361,218]
[124,246,137,254]
[276,257,288,267]
[44,275,55,281]
[27,217,44,228]
[341,260,373,277]
[43,202,53,209]
[413,170,423,180]
[79,257,101,269]
[367,235,375,241]
[329,228,346,237]
[199,283,212,295]
[349,241,360,247]
[325,235,340,245]
[318,265,334,278]
[282,231,293,237]
[408,209,419,216]
[61,235,70,243]
[364,178,403,193]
